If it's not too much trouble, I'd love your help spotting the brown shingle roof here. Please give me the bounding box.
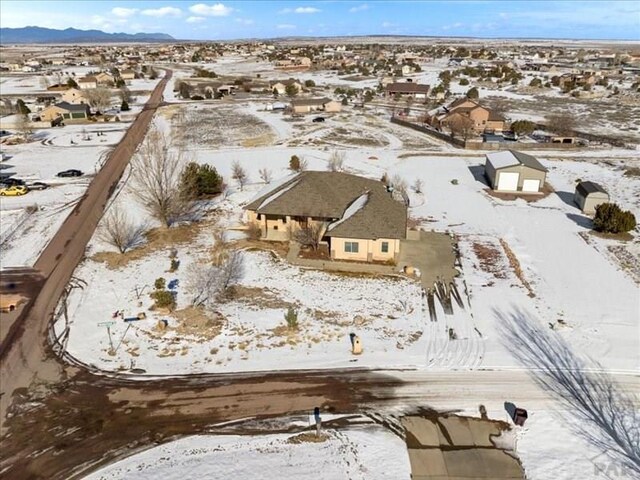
[290,97,333,107]
[385,82,430,94]
[245,171,407,240]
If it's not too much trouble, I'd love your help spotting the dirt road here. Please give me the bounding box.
[0,70,171,425]
[1,68,636,480]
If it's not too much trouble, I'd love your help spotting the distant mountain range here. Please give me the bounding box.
[0,26,174,44]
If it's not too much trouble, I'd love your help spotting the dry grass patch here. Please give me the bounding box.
[472,242,508,279]
[226,285,295,310]
[92,217,218,269]
[241,133,275,147]
[500,239,535,297]
[287,432,329,444]
[172,306,226,340]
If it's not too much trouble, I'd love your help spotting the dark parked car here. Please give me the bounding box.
[56,169,83,178]
[27,182,49,190]
[312,116,326,123]
[0,177,25,186]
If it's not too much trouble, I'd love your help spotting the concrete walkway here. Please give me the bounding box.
[286,242,398,275]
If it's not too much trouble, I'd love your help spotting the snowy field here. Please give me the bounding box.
[57,104,639,375]
[84,423,411,480]
[0,123,128,266]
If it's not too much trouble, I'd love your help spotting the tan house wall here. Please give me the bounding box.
[61,88,87,104]
[330,237,400,262]
[324,101,342,113]
[247,211,328,240]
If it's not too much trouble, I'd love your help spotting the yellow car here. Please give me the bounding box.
[0,185,28,196]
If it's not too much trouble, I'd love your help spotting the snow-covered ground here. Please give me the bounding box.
[58,144,639,375]
[84,423,410,480]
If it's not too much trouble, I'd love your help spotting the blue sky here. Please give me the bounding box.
[1,1,639,40]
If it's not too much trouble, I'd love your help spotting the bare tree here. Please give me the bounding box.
[412,178,424,194]
[293,223,324,251]
[216,250,245,294]
[546,113,575,136]
[258,167,272,184]
[231,160,248,191]
[131,128,191,227]
[39,76,50,89]
[186,250,245,307]
[327,150,345,172]
[498,308,640,477]
[84,88,112,113]
[448,115,475,140]
[98,203,146,253]
[390,174,408,196]
[185,261,220,309]
[15,114,33,142]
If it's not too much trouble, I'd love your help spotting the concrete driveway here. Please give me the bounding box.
[398,230,458,289]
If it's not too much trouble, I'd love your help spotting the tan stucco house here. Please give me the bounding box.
[271,79,303,95]
[484,150,548,193]
[574,181,609,214]
[433,97,505,133]
[120,69,136,80]
[77,76,98,90]
[244,171,408,262]
[290,97,342,114]
[61,88,88,105]
[39,102,90,123]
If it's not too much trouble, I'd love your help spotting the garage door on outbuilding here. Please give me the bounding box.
[574,181,609,214]
[484,150,548,193]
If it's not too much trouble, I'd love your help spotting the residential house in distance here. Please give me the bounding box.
[61,88,88,105]
[432,97,505,133]
[244,171,408,263]
[385,82,430,100]
[94,72,115,86]
[271,79,303,96]
[77,76,98,89]
[574,181,609,214]
[484,150,547,193]
[120,69,136,80]
[39,102,90,123]
[290,97,342,114]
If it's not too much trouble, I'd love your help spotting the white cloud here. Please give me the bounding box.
[111,7,138,18]
[141,6,182,17]
[279,6,321,14]
[189,3,233,16]
[442,22,463,30]
[381,21,397,28]
[186,16,206,23]
[295,6,320,14]
[277,24,296,29]
[349,4,369,13]
[235,18,255,25]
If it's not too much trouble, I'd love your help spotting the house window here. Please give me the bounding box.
[282,217,287,224]
[273,225,278,230]
[257,214,262,220]
[381,241,389,253]
[344,242,359,253]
